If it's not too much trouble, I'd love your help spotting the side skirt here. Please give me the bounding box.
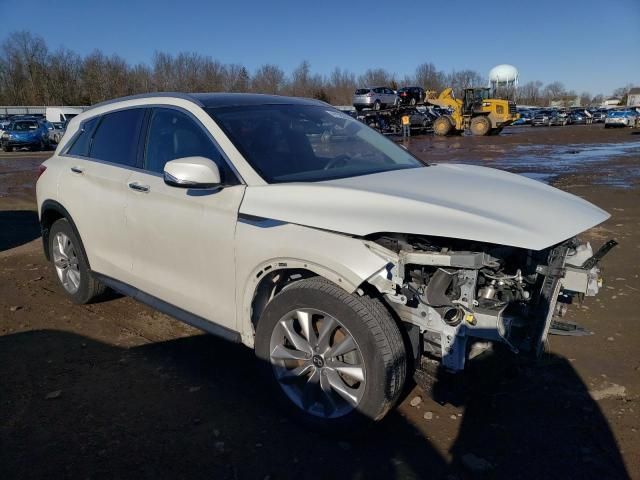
[92,272,241,344]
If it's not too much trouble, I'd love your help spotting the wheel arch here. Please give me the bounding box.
[40,200,88,265]
[239,256,390,348]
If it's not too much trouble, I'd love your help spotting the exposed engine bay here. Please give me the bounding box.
[366,234,617,372]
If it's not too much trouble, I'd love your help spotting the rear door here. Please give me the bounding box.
[125,106,245,329]
[57,108,145,282]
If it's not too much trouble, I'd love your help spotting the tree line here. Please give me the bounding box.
[0,31,628,108]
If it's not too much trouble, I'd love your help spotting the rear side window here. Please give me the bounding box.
[144,108,237,184]
[355,89,370,95]
[67,117,99,157]
[90,108,145,166]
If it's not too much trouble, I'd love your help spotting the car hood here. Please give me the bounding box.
[239,164,609,250]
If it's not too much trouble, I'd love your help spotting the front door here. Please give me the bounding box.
[125,107,244,329]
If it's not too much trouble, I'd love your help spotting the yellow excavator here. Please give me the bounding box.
[426,88,518,136]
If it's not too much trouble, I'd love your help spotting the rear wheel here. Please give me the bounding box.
[2,144,11,152]
[255,277,406,428]
[49,218,106,304]
[470,116,492,136]
[433,116,453,136]
[373,100,381,111]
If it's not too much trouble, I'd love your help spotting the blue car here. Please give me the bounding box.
[1,118,52,152]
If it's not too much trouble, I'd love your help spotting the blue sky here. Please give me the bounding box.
[0,0,638,95]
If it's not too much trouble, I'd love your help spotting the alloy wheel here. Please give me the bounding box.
[52,232,81,294]
[269,308,366,419]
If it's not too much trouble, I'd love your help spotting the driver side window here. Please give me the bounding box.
[144,108,237,184]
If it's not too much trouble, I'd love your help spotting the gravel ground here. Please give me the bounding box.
[0,124,638,479]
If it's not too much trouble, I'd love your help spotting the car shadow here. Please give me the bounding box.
[0,210,41,251]
[446,350,631,479]
[0,329,630,479]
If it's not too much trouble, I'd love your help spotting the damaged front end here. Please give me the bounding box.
[366,234,617,372]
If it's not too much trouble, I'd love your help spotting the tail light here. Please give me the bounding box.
[367,92,374,97]
[37,163,47,180]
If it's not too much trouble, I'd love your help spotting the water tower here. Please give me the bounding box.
[488,64,519,99]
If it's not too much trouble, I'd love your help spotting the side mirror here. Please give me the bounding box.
[163,156,222,189]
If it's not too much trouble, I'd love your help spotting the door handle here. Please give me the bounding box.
[70,166,84,174]
[128,182,150,193]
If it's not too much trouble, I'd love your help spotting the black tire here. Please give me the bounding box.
[433,116,453,136]
[470,116,491,136]
[49,218,106,304]
[2,144,11,152]
[373,100,381,111]
[255,277,406,429]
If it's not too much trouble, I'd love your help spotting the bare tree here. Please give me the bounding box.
[542,81,566,105]
[579,91,592,107]
[224,64,250,92]
[414,62,446,91]
[447,69,485,98]
[0,30,599,109]
[252,64,286,94]
[517,80,544,105]
[1,31,49,104]
[358,68,395,87]
[327,67,356,105]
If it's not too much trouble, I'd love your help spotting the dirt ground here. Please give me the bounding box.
[0,124,638,479]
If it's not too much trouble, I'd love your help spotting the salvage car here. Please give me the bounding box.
[531,110,553,126]
[37,93,613,426]
[604,109,638,128]
[48,122,66,144]
[1,117,51,151]
[352,86,400,111]
[397,86,425,106]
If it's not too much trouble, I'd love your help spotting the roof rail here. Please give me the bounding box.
[88,92,203,110]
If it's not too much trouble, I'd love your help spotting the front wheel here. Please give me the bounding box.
[470,116,491,136]
[433,116,453,136]
[255,277,406,428]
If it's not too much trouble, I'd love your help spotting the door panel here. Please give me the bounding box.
[125,106,244,329]
[126,175,244,328]
[57,156,133,281]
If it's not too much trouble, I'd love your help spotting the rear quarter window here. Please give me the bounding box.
[67,117,99,157]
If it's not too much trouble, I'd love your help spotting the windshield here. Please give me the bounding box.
[207,105,425,183]
[608,111,628,117]
[11,121,38,131]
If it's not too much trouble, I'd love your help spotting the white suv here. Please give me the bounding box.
[37,93,613,426]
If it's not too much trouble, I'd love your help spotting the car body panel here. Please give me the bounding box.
[124,171,245,329]
[239,164,609,251]
[234,219,389,346]
[55,155,134,281]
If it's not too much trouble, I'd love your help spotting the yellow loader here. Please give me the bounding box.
[426,88,518,136]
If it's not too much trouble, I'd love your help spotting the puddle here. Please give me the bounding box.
[463,141,640,188]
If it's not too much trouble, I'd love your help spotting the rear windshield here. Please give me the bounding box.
[207,104,425,184]
[11,121,38,131]
[355,89,371,95]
